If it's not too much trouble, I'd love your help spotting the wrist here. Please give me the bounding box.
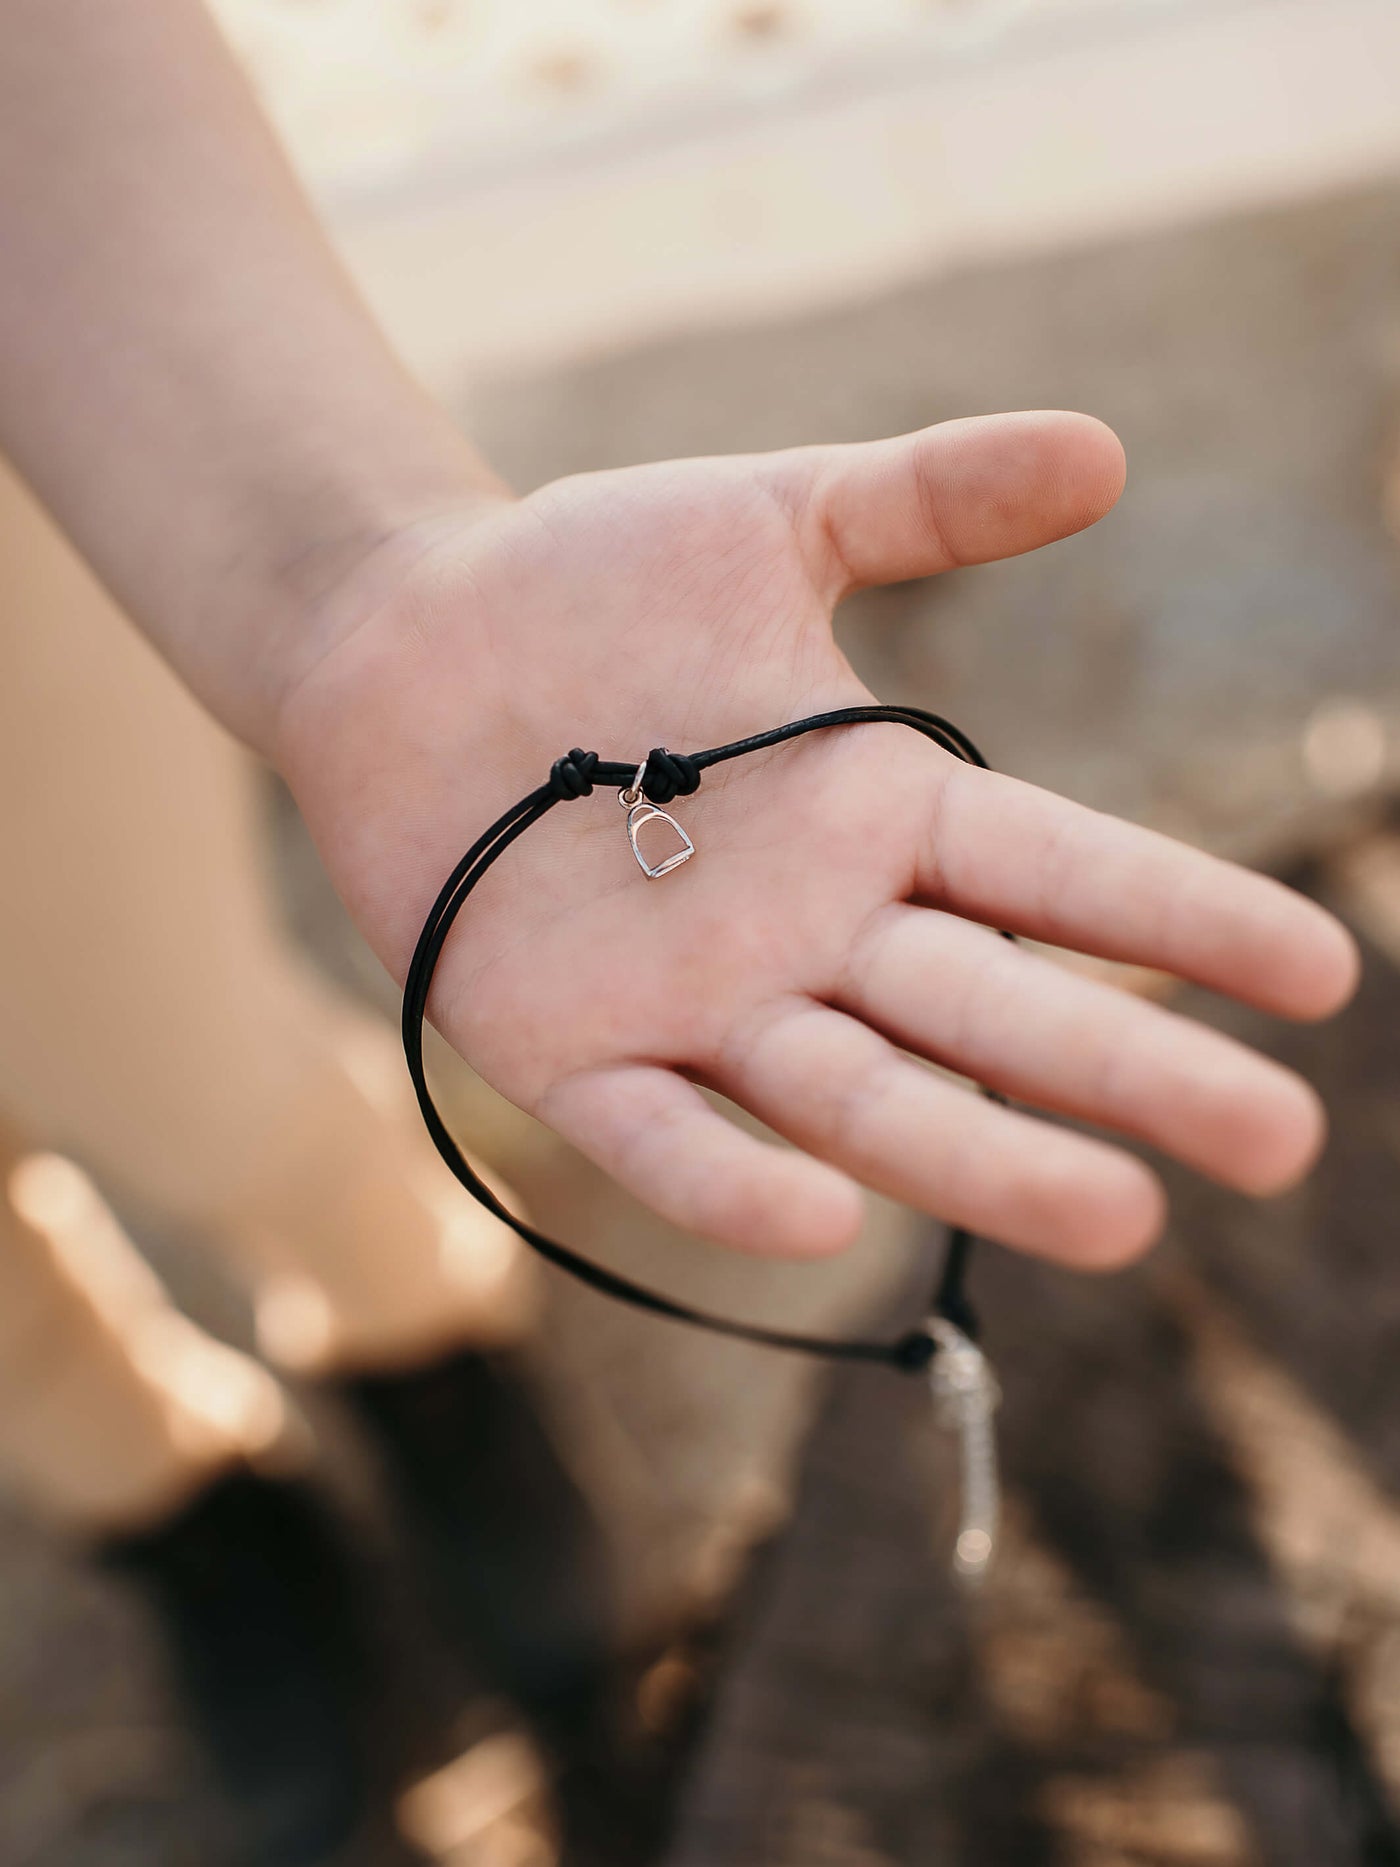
[203,434,511,761]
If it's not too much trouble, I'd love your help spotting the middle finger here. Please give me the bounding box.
[834,902,1323,1194]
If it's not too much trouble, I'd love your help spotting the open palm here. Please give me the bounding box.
[276,412,1357,1270]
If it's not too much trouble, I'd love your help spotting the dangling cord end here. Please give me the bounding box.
[927,1310,1002,1589]
[925,1223,1001,1586]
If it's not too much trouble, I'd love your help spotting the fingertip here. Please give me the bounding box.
[1230,1073,1328,1196]
[930,409,1128,564]
[1061,1151,1167,1273]
[1286,909,1361,1022]
[1039,409,1127,526]
[739,1155,864,1259]
[1231,885,1359,1023]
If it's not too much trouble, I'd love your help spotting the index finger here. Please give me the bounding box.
[915,764,1358,1020]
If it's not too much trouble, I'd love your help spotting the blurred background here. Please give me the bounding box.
[5,0,1400,1861]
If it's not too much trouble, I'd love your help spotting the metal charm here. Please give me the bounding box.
[928,1316,1001,1587]
[620,756,694,879]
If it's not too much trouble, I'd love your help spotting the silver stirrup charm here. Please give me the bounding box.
[620,755,694,879]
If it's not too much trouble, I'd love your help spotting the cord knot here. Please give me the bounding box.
[642,748,701,805]
[890,1329,938,1375]
[549,748,599,800]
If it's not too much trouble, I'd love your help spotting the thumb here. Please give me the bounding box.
[767,410,1126,598]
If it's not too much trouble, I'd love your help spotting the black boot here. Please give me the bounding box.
[345,1349,614,1742]
[101,1469,378,1867]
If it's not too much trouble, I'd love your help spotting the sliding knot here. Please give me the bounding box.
[890,1329,937,1375]
[642,748,701,805]
[549,748,599,800]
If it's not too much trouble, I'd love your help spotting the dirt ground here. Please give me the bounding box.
[2,179,1399,1864]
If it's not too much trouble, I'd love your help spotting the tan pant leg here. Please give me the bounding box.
[0,456,532,1377]
[0,1137,295,1535]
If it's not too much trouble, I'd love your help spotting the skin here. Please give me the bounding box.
[0,2,1360,1277]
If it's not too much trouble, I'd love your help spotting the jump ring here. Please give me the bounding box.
[618,755,649,808]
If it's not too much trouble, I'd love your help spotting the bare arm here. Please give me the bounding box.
[0,0,497,747]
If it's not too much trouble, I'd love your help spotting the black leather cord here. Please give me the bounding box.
[403,704,1002,1375]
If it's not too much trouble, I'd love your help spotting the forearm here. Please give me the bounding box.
[0,0,503,751]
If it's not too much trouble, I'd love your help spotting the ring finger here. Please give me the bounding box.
[714,997,1165,1267]
[834,903,1325,1194]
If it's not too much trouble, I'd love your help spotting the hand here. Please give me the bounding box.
[273,412,1358,1271]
